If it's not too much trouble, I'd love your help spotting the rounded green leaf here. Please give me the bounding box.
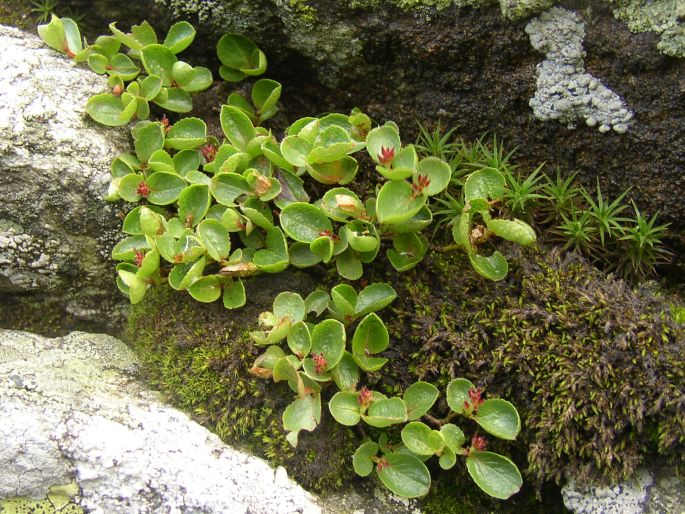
[376,453,431,498]
[141,43,177,84]
[217,33,266,74]
[289,242,322,268]
[211,172,251,206]
[366,125,401,165]
[117,173,145,202]
[87,53,109,74]
[345,220,379,253]
[85,94,134,126]
[109,53,140,80]
[273,291,306,322]
[353,441,379,477]
[306,157,358,185]
[375,181,426,225]
[252,78,281,115]
[117,269,148,304]
[111,235,149,261]
[287,321,311,358]
[355,283,397,316]
[441,423,466,452]
[464,169,506,203]
[401,422,437,456]
[387,232,427,272]
[469,251,509,281]
[219,65,247,82]
[223,278,246,309]
[446,378,476,414]
[330,352,360,392]
[329,284,357,319]
[140,75,163,101]
[280,203,333,244]
[466,451,523,499]
[283,394,321,447]
[352,313,388,357]
[486,218,536,246]
[352,353,388,373]
[148,149,175,173]
[37,15,66,53]
[163,21,196,54]
[403,381,439,421]
[197,219,231,262]
[439,447,457,470]
[416,156,451,196]
[304,290,330,317]
[329,391,361,426]
[153,87,192,113]
[311,319,346,371]
[172,61,213,92]
[177,184,210,227]
[321,188,363,221]
[472,399,521,440]
[166,117,207,150]
[133,121,165,163]
[241,198,274,231]
[220,105,256,151]
[363,397,407,428]
[281,135,312,168]
[188,275,222,303]
[147,171,187,205]
[61,17,83,56]
[336,249,363,281]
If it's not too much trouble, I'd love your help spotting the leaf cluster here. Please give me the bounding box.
[249,284,523,499]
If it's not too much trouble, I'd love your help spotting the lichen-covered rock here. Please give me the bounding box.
[611,0,685,57]
[0,329,322,514]
[526,7,634,132]
[0,25,130,335]
[562,465,685,514]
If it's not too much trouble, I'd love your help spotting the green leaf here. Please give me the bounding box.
[329,284,357,319]
[117,173,145,202]
[87,53,109,74]
[310,319,346,371]
[439,447,457,470]
[172,61,213,93]
[401,422,437,456]
[188,275,222,303]
[241,198,274,231]
[197,219,231,262]
[273,291,306,322]
[464,169,506,203]
[112,235,149,261]
[223,278,246,309]
[330,352,360,392]
[329,391,361,426]
[153,87,192,113]
[141,43,177,85]
[166,117,207,150]
[288,242,322,268]
[38,15,66,53]
[252,78,281,118]
[309,235,334,264]
[353,441,379,477]
[465,451,522,499]
[472,399,521,440]
[345,220,379,253]
[131,21,158,48]
[306,157,358,185]
[281,135,312,168]
[178,184,211,227]
[117,269,148,304]
[376,181,426,225]
[321,188,363,221]
[486,218,536,246]
[148,149,175,173]
[133,121,165,163]
[366,125,401,165]
[254,227,289,273]
[336,249,363,281]
[280,203,333,244]
[441,424,466,453]
[304,290,330,317]
[108,22,142,51]
[220,105,256,151]
[147,172,187,205]
[403,381,439,421]
[355,283,397,317]
[376,453,431,498]
[219,66,247,82]
[217,33,267,76]
[283,394,321,447]
[387,232,427,272]
[446,378,475,414]
[85,94,134,126]
[211,172,251,206]
[139,206,164,236]
[163,21,196,53]
[287,321,311,358]
[109,53,139,80]
[469,252,509,281]
[362,397,407,428]
[352,352,388,373]
[352,313,388,357]
[416,156,451,196]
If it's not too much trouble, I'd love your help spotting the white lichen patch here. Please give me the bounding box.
[526,7,635,133]
[611,0,685,58]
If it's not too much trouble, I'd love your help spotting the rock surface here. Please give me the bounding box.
[0,25,130,335]
[562,466,685,514]
[0,329,322,514]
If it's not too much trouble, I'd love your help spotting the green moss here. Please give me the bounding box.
[125,272,357,493]
[375,246,685,488]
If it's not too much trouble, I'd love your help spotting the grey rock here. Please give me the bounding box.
[563,466,685,514]
[0,329,322,514]
[0,25,130,335]
[526,7,635,132]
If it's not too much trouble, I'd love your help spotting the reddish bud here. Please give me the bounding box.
[201,143,217,163]
[411,174,432,197]
[358,387,373,407]
[376,456,390,472]
[468,387,484,413]
[136,181,150,198]
[134,249,145,267]
[378,146,395,165]
[112,84,123,97]
[471,435,487,452]
[161,114,171,131]
[312,353,328,374]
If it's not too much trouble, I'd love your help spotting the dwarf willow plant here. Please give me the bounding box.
[250,284,523,499]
